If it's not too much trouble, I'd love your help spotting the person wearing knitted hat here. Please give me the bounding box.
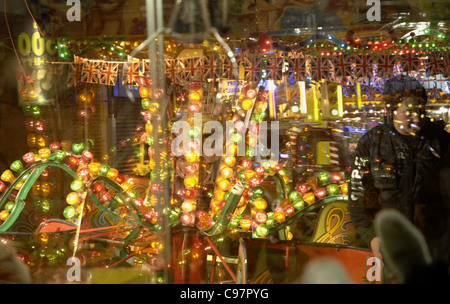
[348,75,450,282]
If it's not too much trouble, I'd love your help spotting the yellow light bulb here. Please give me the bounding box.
[1,170,15,183]
[66,192,80,205]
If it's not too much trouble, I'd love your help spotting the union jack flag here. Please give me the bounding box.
[67,56,83,87]
[401,52,420,75]
[141,59,151,75]
[201,56,219,81]
[219,55,234,79]
[99,62,119,86]
[287,54,309,81]
[375,54,396,78]
[177,58,202,81]
[241,57,262,82]
[331,54,353,79]
[122,60,140,86]
[165,58,177,83]
[427,52,445,76]
[309,56,329,81]
[442,54,450,77]
[81,59,101,84]
[265,56,284,81]
[353,54,374,79]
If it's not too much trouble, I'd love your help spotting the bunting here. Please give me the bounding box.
[65,53,450,91]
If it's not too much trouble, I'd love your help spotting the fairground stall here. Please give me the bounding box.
[0,0,448,284]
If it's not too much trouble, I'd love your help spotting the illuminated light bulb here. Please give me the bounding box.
[34,119,47,134]
[63,206,77,219]
[0,210,10,221]
[184,175,198,188]
[241,98,254,111]
[49,142,61,152]
[54,150,66,162]
[289,190,304,202]
[253,198,267,210]
[246,88,257,99]
[188,126,201,138]
[139,86,150,98]
[284,204,295,217]
[255,224,269,237]
[217,179,230,191]
[10,160,24,173]
[220,166,234,179]
[181,200,197,213]
[186,138,201,152]
[32,182,41,196]
[70,179,84,192]
[40,181,51,197]
[22,152,36,165]
[81,150,93,164]
[106,168,118,180]
[306,177,319,189]
[141,98,150,110]
[134,197,144,207]
[77,167,90,181]
[67,156,80,169]
[297,183,309,194]
[247,136,257,148]
[317,172,329,184]
[99,164,110,176]
[99,190,112,203]
[255,210,268,224]
[4,201,14,212]
[340,183,348,195]
[0,181,7,192]
[189,81,202,91]
[1,170,15,183]
[92,182,105,194]
[188,102,202,113]
[71,143,84,155]
[293,199,305,210]
[184,163,199,175]
[240,159,252,170]
[239,218,252,231]
[143,110,152,122]
[213,189,225,201]
[255,101,267,113]
[14,180,24,191]
[225,143,238,156]
[331,172,343,183]
[273,211,285,223]
[185,151,199,163]
[38,148,51,161]
[115,174,125,184]
[248,176,262,188]
[244,169,257,181]
[66,192,80,205]
[88,162,101,176]
[26,133,37,148]
[188,91,201,103]
[303,192,316,205]
[326,183,340,196]
[223,156,236,167]
[180,212,195,225]
[183,188,198,200]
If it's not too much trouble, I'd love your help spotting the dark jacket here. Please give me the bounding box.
[349,118,450,247]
